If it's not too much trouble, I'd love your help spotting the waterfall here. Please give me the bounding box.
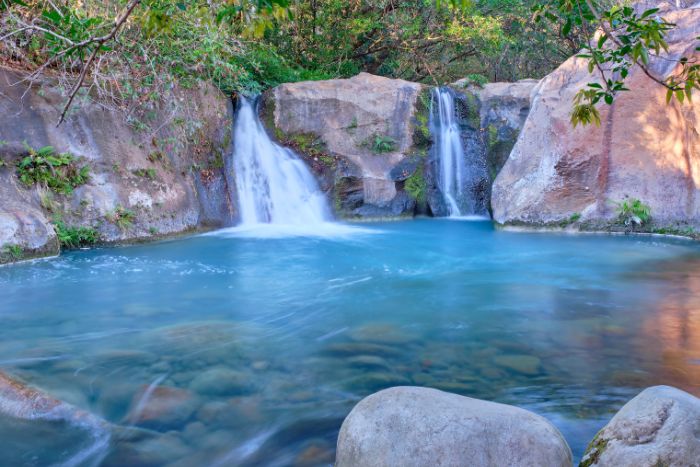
[430,87,490,218]
[232,96,332,226]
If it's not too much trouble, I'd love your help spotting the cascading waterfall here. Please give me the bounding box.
[232,96,332,226]
[430,87,490,218]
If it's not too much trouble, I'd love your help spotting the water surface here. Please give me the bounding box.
[2,220,699,465]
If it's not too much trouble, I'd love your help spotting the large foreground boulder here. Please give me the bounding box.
[580,385,700,467]
[335,386,572,467]
[492,3,700,229]
[263,73,427,219]
[0,66,235,264]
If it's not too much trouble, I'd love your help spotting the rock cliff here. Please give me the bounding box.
[492,3,700,232]
[0,66,235,263]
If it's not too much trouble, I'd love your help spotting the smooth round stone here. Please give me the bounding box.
[336,386,572,467]
[189,367,253,396]
[580,385,700,467]
[124,385,199,430]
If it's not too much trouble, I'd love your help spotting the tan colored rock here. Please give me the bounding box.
[492,4,700,228]
[270,73,424,216]
[0,66,235,262]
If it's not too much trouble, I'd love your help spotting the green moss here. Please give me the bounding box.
[579,432,609,467]
[558,212,581,228]
[132,168,157,180]
[1,243,23,262]
[412,88,433,149]
[405,166,426,203]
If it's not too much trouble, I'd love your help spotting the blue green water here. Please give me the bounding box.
[1,219,699,465]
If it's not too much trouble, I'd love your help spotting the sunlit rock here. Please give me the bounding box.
[580,385,700,467]
[492,3,700,229]
[336,386,572,467]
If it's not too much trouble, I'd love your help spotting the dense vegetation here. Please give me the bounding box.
[0,0,697,125]
[0,1,581,107]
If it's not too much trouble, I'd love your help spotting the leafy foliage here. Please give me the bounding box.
[363,134,397,154]
[534,1,700,126]
[405,166,427,203]
[53,219,100,249]
[1,243,23,261]
[107,205,136,230]
[16,145,90,194]
[615,198,651,226]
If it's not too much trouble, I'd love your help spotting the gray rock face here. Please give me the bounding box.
[580,385,700,467]
[424,80,536,217]
[336,386,572,467]
[0,66,235,264]
[264,73,427,219]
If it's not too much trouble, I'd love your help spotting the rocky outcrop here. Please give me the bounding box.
[262,73,428,219]
[579,385,700,467]
[0,66,235,264]
[492,3,700,230]
[335,386,572,467]
[0,370,111,465]
[425,80,536,216]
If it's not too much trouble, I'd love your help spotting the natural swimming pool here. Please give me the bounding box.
[2,219,699,465]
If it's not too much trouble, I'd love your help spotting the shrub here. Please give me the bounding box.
[616,198,651,226]
[405,166,426,203]
[362,134,397,154]
[16,145,89,194]
[132,168,157,180]
[1,244,22,261]
[53,220,99,249]
[107,205,136,231]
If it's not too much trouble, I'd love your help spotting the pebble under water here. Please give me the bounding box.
[1,219,700,466]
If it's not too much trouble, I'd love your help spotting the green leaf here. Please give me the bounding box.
[562,18,572,36]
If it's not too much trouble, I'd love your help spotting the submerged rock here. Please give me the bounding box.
[0,371,111,466]
[189,367,254,396]
[492,354,542,376]
[336,386,572,467]
[579,385,700,467]
[324,342,402,358]
[124,384,198,430]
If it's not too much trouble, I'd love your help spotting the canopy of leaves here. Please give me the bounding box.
[0,0,581,107]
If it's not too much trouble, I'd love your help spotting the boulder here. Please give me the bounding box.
[579,385,700,467]
[264,73,427,219]
[492,3,700,229]
[0,65,235,263]
[0,371,111,465]
[335,386,572,467]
